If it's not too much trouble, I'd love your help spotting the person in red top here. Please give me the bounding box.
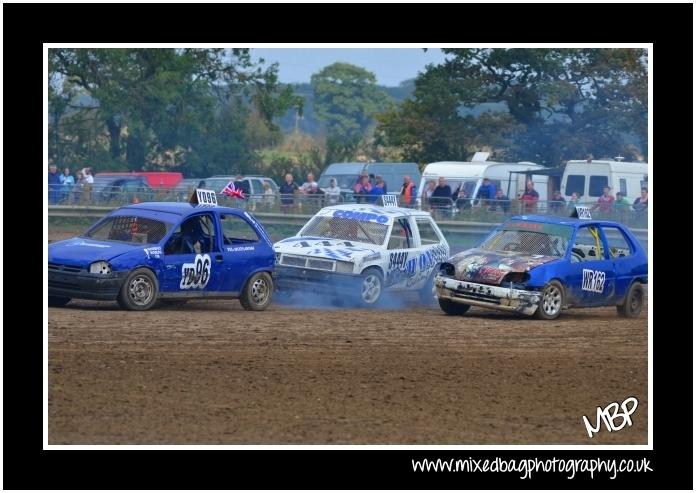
[400,175,415,206]
[591,185,615,213]
[520,180,539,212]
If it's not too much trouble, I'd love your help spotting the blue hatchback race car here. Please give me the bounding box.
[434,214,648,319]
[48,200,275,311]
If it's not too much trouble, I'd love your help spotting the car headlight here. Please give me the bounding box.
[89,261,112,275]
[335,260,355,274]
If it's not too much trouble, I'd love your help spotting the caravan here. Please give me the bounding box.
[417,153,549,208]
[560,158,648,203]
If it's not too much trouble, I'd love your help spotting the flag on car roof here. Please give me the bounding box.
[221,181,245,200]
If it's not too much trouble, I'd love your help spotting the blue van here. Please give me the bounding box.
[317,162,421,202]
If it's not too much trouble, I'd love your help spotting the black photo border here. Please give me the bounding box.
[4,2,692,489]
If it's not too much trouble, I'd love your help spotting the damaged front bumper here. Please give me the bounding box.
[434,275,541,315]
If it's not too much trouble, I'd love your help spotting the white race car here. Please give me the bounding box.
[273,203,450,306]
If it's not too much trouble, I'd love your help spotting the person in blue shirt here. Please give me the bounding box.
[474,177,496,207]
[367,175,386,204]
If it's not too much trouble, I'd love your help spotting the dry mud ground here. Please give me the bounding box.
[48,299,647,445]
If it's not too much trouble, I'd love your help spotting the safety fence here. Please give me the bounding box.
[47,186,648,229]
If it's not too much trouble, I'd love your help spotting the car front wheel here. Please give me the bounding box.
[617,282,644,318]
[240,272,273,311]
[438,298,470,316]
[358,268,383,306]
[534,280,564,320]
[117,268,159,311]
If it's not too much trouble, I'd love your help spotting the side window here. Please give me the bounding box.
[416,218,440,245]
[570,226,605,263]
[565,175,585,197]
[601,226,633,258]
[619,178,627,196]
[165,214,218,255]
[588,175,609,197]
[387,218,414,250]
[220,214,260,245]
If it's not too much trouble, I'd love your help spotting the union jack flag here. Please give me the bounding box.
[221,181,245,200]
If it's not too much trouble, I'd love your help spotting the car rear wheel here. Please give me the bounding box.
[48,296,71,307]
[438,298,470,316]
[240,272,273,311]
[358,268,383,306]
[117,268,159,311]
[617,282,644,318]
[534,280,564,320]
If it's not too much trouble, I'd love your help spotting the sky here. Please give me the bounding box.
[250,48,448,86]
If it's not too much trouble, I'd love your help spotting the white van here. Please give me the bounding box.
[417,153,549,207]
[560,159,648,203]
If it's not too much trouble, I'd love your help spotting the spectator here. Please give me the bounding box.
[323,178,342,205]
[59,167,75,203]
[429,177,452,212]
[354,171,371,195]
[421,179,436,207]
[549,190,566,214]
[490,188,510,213]
[305,182,325,208]
[233,174,250,196]
[368,175,386,204]
[300,173,316,194]
[451,182,472,211]
[474,177,496,206]
[614,192,631,211]
[633,187,648,215]
[262,181,276,209]
[591,186,615,213]
[566,192,581,212]
[400,175,416,206]
[73,170,85,203]
[354,175,373,204]
[48,164,61,204]
[520,180,539,213]
[82,167,94,184]
[279,173,299,212]
[197,180,207,188]
[82,167,94,203]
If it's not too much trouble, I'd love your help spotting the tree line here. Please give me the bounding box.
[48,48,647,180]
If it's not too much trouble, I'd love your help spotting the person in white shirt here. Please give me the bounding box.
[323,178,342,205]
[300,172,316,194]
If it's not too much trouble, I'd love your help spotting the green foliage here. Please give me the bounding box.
[311,63,393,163]
[377,48,648,166]
[48,48,298,176]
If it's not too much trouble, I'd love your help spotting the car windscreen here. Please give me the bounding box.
[83,215,173,245]
[480,221,573,257]
[317,174,358,190]
[299,215,389,245]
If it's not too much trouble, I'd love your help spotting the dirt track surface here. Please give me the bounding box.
[48,300,647,445]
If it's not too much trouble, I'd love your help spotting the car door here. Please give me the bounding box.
[385,216,420,289]
[598,224,639,303]
[161,213,223,294]
[565,224,616,306]
[217,212,264,294]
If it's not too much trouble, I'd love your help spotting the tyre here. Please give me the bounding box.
[438,298,470,316]
[48,296,71,307]
[117,268,159,311]
[239,272,273,311]
[534,280,564,320]
[617,282,644,318]
[358,268,383,306]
